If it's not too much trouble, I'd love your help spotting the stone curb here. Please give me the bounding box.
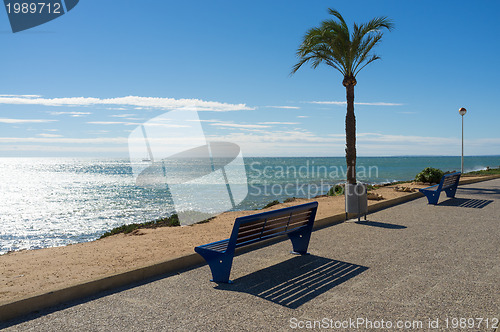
[1,174,498,322]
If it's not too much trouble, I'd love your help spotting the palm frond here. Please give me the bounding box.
[327,8,348,31]
[291,8,393,79]
[352,33,382,74]
[354,54,380,76]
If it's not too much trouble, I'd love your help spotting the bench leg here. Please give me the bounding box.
[195,250,234,283]
[444,186,458,198]
[422,192,439,205]
[288,229,312,255]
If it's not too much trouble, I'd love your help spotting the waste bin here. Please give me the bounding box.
[345,182,368,221]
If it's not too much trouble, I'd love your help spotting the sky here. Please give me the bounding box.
[0,0,499,158]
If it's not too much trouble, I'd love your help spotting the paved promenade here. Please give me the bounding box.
[2,179,499,331]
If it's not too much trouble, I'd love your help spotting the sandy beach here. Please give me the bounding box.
[0,177,491,306]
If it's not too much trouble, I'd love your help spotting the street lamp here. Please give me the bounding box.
[459,107,467,173]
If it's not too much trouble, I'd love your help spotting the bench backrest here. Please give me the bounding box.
[439,172,461,190]
[228,202,318,250]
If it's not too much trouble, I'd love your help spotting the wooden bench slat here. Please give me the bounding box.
[287,219,308,228]
[286,221,308,231]
[287,212,311,222]
[237,211,311,236]
[204,241,229,250]
[264,219,291,230]
[262,219,299,234]
[261,225,289,237]
[236,231,277,245]
[236,209,313,243]
[268,219,292,229]
[236,219,310,245]
[239,223,308,244]
[236,205,315,224]
[442,176,459,189]
[202,240,229,252]
[238,212,311,237]
[237,221,267,235]
[262,220,309,237]
[238,214,289,231]
[238,218,267,230]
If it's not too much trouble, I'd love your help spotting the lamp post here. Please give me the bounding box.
[459,107,467,173]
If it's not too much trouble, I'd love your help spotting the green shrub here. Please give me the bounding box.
[100,224,140,238]
[366,184,380,191]
[100,213,180,239]
[327,184,344,196]
[152,213,180,227]
[415,167,444,184]
[262,200,280,209]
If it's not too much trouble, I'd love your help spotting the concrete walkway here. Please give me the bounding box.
[2,179,499,331]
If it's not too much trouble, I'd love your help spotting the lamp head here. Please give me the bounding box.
[459,107,467,116]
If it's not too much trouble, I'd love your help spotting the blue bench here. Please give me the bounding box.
[419,172,461,205]
[195,202,318,283]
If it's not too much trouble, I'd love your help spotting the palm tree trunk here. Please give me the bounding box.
[345,83,356,185]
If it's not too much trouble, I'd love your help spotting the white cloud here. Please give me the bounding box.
[202,120,299,130]
[356,133,458,145]
[257,122,300,125]
[0,94,41,98]
[87,121,137,125]
[186,119,221,123]
[87,121,190,128]
[106,107,128,111]
[0,118,57,124]
[85,130,110,134]
[264,106,301,109]
[109,114,136,118]
[297,116,309,118]
[308,101,403,106]
[210,123,271,129]
[0,137,127,144]
[0,95,254,112]
[215,130,338,144]
[37,133,63,138]
[0,145,129,153]
[49,111,92,116]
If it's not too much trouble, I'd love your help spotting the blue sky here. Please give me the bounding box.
[1,0,499,157]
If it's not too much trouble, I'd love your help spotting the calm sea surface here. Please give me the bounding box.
[1,156,499,254]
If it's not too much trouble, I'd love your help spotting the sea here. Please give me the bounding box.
[1,156,499,255]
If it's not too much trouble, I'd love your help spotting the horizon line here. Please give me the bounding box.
[0,155,499,159]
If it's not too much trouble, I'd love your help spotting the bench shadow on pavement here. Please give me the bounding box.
[438,198,493,209]
[215,255,368,309]
[354,220,407,229]
[458,187,500,199]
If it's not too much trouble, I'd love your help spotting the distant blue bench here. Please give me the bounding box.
[419,172,461,205]
[195,202,318,283]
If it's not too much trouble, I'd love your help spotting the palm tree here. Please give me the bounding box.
[291,8,393,185]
